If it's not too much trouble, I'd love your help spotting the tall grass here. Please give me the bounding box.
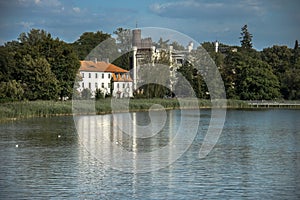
[0,100,72,121]
[2,98,293,122]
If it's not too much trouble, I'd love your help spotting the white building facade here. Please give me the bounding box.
[78,61,133,98]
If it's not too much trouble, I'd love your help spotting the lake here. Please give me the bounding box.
[0,109,299,199]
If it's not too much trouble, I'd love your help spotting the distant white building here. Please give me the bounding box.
[78,60,133,98]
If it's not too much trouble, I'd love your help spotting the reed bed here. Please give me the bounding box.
[0,99,278,122]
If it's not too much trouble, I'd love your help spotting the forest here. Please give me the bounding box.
[0,25,299,101]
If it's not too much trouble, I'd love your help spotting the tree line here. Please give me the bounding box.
[201,25,300,100]
[0,25,299,101]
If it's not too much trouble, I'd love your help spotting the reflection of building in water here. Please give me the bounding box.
[131,29,194,91]
[75,111,175,172]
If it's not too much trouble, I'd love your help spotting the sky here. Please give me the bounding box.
[0,0,299,50]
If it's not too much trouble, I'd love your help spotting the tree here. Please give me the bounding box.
[156,37,169,49]
[113,27,132,53]
[281,68,300,99]
[0,80,24,101]
[170,41,185,51]
[47,39,80,99]
[175,61,207,98]
[112,28,132,70]
[236,57,280,100]
[81,88,92,99]
[261,45,292,75]
[6,29,80,100]
[240,24,253,50]
[294,40,299,50]
[21,55,59,100]
[95,88,105,99]
[0,46,15,82]
[72,31,111,60]
[222,51,245,99]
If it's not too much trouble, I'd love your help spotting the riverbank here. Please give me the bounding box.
[1,99,299,122]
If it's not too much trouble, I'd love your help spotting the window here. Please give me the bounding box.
[95,73,98,79]
[89,73,91,78]
[108,74,111,79]
[95,82,98,88]
[82,82,84,88]
[108,83,110,88]
[102,83,104,88]
[123,83,125,88]
[102,73,104,79]
[89,82,91,89]
[82,73,84,78]
[117,83,119,88]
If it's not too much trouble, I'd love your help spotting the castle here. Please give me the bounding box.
[131,29,194,91]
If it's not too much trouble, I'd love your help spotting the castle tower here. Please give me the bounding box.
[132,29,141,48]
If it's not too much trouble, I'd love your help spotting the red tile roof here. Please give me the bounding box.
[79,61,128,73]
[112,73,133,82]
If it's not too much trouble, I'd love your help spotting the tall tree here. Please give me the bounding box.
[21,55,59,100]
[237,58,281,100]
[0,46,15,82]
[112,28,132,70]
[294,40,299,50]
[72,31,111,60]
[4,29,80,100]
[240,24,253,50]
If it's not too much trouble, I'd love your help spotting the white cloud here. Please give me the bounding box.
[72,7,81,13]
[19,21,34,29]
[149,0,265,19]
[18,0,61,7]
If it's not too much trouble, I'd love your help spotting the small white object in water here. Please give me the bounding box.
[58,135,61,138]
[115,141,119,145]
[15,144,18,148]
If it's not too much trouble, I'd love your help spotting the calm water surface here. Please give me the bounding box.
[0,109,299,199]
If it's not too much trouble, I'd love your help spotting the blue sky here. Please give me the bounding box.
[0,0,299,50]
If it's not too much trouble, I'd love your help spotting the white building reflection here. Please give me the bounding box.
[75,109,199,173]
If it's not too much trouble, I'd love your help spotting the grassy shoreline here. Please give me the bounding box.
[0,99,299,122]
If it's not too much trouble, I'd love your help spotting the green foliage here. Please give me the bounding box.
[261,45,299,99]
[81,88,92,99]
[0,80,24,101]
[281,68,300,100]
[72,31,111,60]
[261,45,292,75]
[1,29,80,101]
[21,56,59,100]
[237,58,281,100]
[156,37,170,49]
[95,88,105,100]
[223,51,281,100]
[113,27,132,53]
[0,46,15,82]
[240,24,253,50]
[0,27,299,102]
[170,41,185,50]
[175,61,207,98]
